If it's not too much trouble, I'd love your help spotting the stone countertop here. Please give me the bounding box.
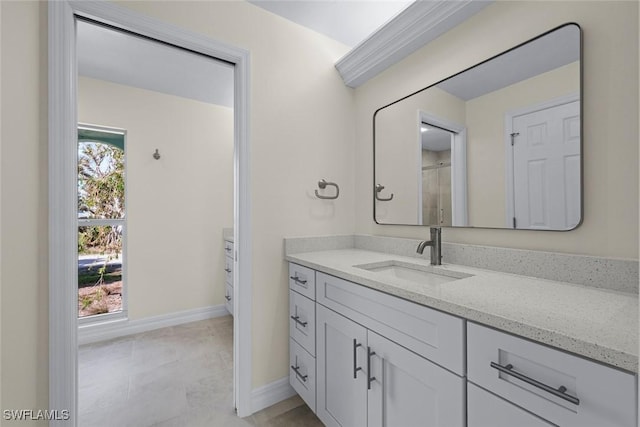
[286,249,638,373]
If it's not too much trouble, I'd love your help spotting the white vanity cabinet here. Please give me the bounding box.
[223,240,234,315]
[316,304,368,427]
[467,322,637,427]
[316,305,465,427]
[288,263,317,411]
[287,262,638,427]
[295,267,465,427]
[467,383,554,427]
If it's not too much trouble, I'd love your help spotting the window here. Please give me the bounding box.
[77,125,126,319]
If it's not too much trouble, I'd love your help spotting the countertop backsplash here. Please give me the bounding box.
[284,234,639,294]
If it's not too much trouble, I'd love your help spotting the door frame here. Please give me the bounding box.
[417,111,468,226]
[48,2,253,424]
[504,93,579,228]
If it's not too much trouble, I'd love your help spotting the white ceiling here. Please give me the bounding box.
[77,2,412,105]
[77,20,235,107]
[422,125,452,151]
[248,0,413,48]
[436,24,580,101]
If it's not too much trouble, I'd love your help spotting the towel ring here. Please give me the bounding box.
[375,184,393,201]
[315,179,339,200]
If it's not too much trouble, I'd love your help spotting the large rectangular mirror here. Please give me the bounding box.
[374,23,582,230]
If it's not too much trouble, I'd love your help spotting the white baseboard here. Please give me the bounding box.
[251,376,296,414]
[78,304,229,345]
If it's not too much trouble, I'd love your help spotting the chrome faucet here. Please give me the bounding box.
[417,227,442,265]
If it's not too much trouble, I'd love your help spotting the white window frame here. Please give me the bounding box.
[77,124,128,324]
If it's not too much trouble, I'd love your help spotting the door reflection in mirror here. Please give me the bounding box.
[421,123,453,226]
[373,23,581,230]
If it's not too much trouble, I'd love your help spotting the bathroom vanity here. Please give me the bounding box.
[286,247,637,427]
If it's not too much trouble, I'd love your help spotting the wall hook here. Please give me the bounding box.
[153,149,161,160]
[375,184,393,201]
[315,179,340,200]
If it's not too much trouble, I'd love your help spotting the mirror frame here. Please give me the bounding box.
[372,22,583,231]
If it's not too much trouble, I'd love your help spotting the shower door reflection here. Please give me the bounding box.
[420,123,453,226]
[422,156,452,226]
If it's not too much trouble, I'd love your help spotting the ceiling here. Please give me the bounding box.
[77,20,235,107]
[76,2,415,106]
[436,24,580,101]
[248,0,413,48]
[422,124,452,151]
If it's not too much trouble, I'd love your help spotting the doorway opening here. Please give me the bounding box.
[417,111,468,226]
[49,2,252,423]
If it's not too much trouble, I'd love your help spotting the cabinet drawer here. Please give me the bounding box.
[468,383,553,427]
[224,241,234,257]
[224,283,233,315]
[289,263,316,300]
[290,338,316,412]
[468,322,637,427]
[224,256,233,286]
[289,290,315,355]
[316,272,465,375]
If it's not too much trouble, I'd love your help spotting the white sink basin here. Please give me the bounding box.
[354,260,472,286]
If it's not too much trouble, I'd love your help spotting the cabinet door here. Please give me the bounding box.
[224,283,233,316]
[367,331,465,427]
[468,383,554,427]
[316,305,368,427]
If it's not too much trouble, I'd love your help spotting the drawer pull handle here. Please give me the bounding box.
[367,347,376,390]
[353,339,363,378]
[224,268,232,273]
[291,365,308,382]
[490,362,580,405]
[225,295,231,301]
[290,315,308,327]
[225,247,232,252]
[290,275,308,286]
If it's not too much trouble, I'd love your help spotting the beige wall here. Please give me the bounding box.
[1,0,354,419]
[1,1,49,424]
[356,1,639,260]
[78,76,233,319]
[465,61,580,227]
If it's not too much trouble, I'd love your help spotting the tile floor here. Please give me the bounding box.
[79,316,323,427]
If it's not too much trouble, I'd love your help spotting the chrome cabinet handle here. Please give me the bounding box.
[375,184,394,202]
[224,268,232,273]
[353,339,363,379]
[224,247,232,252]
[490,362,580,405]
[290,315,308,327]
[367,347,376,390]
[289,275,308,285]
[225,295,231,301]
[291,364,308,382]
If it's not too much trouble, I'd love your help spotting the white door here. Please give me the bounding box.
[468,383,554,427]
[512,100,580,230]
[367,331,465,427]
[316,305,368,427]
